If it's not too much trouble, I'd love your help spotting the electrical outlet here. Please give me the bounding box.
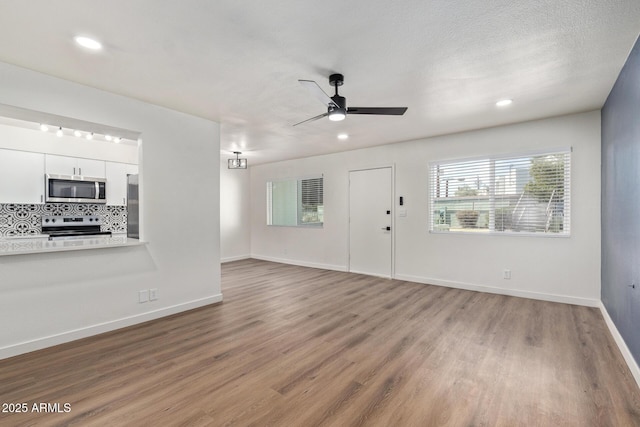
[138,290,149,303]
[149,288,159,301]
[503,270,511,280]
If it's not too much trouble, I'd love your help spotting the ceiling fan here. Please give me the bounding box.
[294,73,408,126]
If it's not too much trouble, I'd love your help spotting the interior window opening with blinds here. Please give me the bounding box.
[430,149,571,235]
[267,176,324,226]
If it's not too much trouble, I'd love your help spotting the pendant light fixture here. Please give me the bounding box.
[228,151,247,169]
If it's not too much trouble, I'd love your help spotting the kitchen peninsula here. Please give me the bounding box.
[0,234,143,256]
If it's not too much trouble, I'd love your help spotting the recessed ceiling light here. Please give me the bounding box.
[86,132,94,140]
[74,36,102,50]
[73,130,82,137]
[39,124,49,132]
[496,99,513,107]
[56,127,64,137]
[337,133,349,140]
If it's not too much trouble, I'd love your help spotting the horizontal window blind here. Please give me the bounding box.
[430,149,571,235]
[299,177,324,225]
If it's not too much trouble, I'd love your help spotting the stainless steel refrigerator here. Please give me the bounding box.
[127,174,139,238]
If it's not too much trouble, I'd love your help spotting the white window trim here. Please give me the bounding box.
[429,148,572,237]
[266,174,324,228]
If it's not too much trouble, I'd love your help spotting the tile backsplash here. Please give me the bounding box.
[0,203,127,238]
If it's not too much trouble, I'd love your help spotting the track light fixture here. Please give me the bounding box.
[35,122,128,144]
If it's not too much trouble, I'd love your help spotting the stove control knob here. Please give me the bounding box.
[45,218,50,223]
[51,219,56,223]
[89,218,93,222]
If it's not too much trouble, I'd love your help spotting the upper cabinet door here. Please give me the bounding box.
[45,154,77,175]
[126,164,139,175]
[45,154,105,178]
[0,149,45,204]
[105,161,127,205]
[77,158,105,178]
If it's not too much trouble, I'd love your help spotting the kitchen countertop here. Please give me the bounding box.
[0,234,145,256]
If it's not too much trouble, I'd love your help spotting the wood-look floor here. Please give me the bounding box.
[1,259,640,426]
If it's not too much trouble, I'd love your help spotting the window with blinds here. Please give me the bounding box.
[429,149,571,235]
[267,176,324,226]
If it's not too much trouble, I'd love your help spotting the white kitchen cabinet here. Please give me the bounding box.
[126,164,139,176]
[106,162,138,205]
[105,162,127,205]
[78,158,106,178]
[45,154,105,178]
[0,149,45,204]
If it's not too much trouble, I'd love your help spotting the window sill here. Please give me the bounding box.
[267,224,323,229]
[429,229,570,238]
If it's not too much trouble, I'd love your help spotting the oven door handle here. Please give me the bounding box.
[95,181,100,200]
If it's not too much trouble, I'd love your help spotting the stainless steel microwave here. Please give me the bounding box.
[45,174,107,204]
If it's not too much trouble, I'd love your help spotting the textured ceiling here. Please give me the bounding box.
[0,0,638,165]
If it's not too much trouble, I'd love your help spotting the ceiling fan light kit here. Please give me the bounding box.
[328,107,346,121]
[295,73,407,126]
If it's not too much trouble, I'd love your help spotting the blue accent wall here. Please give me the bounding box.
[602,34,640,365]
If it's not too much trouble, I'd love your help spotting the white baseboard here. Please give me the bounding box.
[221,254,251,263]
[247,259,597,307]
[251,254,347,272]
[0,294,223,360]
[599,302,640,389]
[349,269,392,279]
[394,274,600,307]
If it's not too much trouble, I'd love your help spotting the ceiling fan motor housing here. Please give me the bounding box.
[329,95,347,120]
[331,95,346,109]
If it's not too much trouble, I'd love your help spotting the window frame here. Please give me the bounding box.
[429,148,571,237]
[266,175,324,227]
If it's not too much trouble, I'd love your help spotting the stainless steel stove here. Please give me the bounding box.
[41,215,112,240]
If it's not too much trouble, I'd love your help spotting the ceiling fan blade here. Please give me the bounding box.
[293,112,329,127]
[299,80,339,108]
[347,107,408,115]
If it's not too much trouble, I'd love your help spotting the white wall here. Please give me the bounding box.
[251,111,601,306]
[220,158,251,261]
[0,62,221,359]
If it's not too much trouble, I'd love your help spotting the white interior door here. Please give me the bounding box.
[349,167,393,277]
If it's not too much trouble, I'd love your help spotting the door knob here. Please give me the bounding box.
[381,226,391,231]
